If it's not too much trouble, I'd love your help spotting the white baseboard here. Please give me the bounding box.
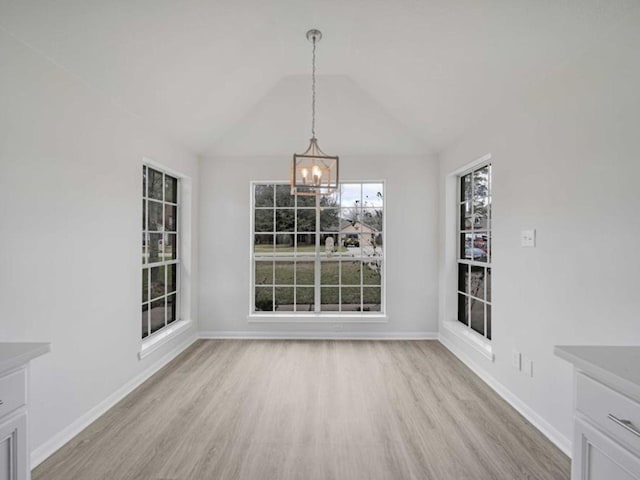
[199,331,438,340]
[30,332,198,468]
[438,333,572,458]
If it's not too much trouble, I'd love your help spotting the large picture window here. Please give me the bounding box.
[252,182,384,314]
[142,165,179,338]
[457,164,492,339]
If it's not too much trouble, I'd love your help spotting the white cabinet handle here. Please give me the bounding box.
[608,413,640,438]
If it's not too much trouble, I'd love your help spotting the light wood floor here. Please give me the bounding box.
[34,340,570,480]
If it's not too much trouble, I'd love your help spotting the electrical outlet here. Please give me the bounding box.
[512,350,521,370]
[521,229,536,247]
[523,356,534,377]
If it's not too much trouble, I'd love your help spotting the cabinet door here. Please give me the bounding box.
[0,413,27,480]
[573,418,640,480]
[0,434,9,480]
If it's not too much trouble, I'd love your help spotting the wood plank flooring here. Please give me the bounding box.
[33,340,570,480]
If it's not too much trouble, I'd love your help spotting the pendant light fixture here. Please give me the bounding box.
[290,29,339,196]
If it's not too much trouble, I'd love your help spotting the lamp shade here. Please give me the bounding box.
[290,137,339,196]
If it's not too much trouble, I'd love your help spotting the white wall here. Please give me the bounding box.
[0,29,199,456]
[437,16,640,453]
[199,155,438,336]
[199,72,439,336]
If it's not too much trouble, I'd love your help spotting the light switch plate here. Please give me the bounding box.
[521,229,536,247]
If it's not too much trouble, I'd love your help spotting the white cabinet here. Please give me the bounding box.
[0,369,28,480]
[573,416,640,480]
[555,346,640,480]
[0,413,27,480]
[0,344,50,480]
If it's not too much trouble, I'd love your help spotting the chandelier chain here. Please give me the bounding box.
[311,36,316,138]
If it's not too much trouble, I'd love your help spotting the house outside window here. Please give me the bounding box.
[142,165,180,338]
[251,182,384,314]
[457,164,492,339]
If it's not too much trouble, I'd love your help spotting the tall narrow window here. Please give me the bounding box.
[457,164,492,339]
[142,166,179,338]
[252,182,384,314]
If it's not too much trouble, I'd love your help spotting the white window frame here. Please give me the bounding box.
[456,161,492,340]
[442,154,494,361]
[140,159,193,358]
[248,181,386,322]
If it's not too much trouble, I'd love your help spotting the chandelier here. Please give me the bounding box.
[290,29,339,196]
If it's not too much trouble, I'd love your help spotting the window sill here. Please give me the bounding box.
[442,320,494,361]
[139,319,192,360]
[247,314,388,324]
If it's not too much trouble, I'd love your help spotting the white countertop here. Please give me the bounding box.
[0,342,50,373]
[555,345,640,402]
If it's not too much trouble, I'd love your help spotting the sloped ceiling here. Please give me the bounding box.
[212,75,428,156]
[1,0,638,156]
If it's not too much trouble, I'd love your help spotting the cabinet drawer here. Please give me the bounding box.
[577,373,640,455]
[0,369,26,418]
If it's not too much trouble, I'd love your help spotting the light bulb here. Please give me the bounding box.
[312,165,321,185]
[301,167,308,184]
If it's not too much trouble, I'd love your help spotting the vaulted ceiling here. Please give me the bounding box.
[1,0,638,156]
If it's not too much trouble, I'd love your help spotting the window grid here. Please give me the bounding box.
[142,165,180,339]
[457,163,492,339]
[252,182,384,314]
